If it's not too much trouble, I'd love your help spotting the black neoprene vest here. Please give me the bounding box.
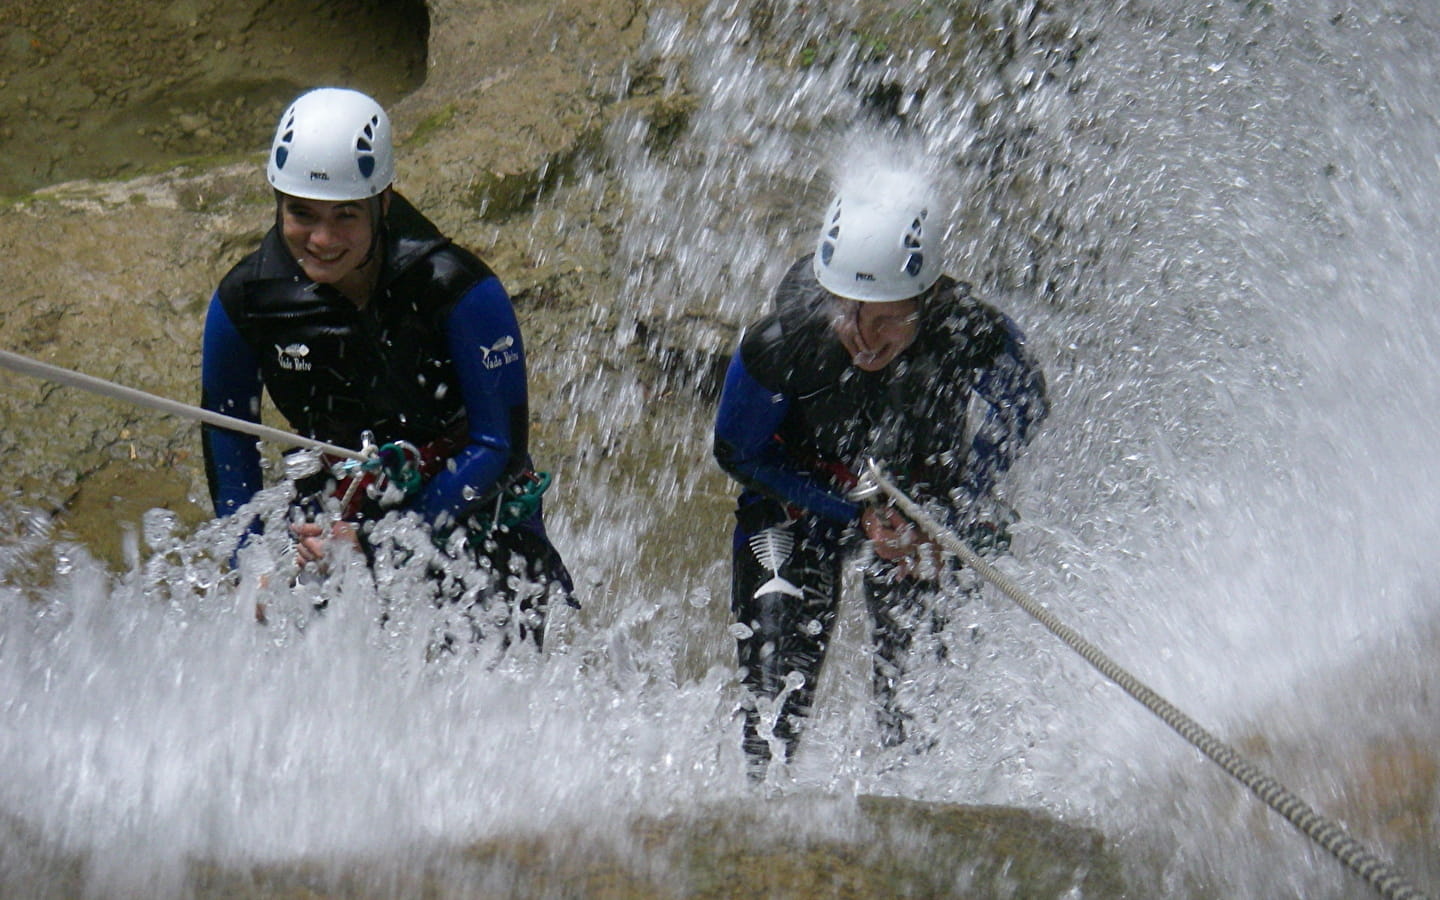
[739,255,1011,497]
[216,193,495,449]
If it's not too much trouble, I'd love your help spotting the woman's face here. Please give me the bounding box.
[279,195,378,289]
[831,296,921,372]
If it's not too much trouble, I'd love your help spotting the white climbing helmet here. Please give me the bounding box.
[812,170,941,302]
[266,88,394,201]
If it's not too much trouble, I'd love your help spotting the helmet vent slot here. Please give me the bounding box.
[902,214,925,274]
[811,179,938,301]
[266,88,394,200]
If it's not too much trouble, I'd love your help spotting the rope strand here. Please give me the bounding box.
[863,460,1430,900]
[0,348,366,461]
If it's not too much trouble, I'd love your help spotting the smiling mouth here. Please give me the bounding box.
[306,248,347,263]
[850,331,887,364]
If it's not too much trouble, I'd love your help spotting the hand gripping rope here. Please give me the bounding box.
[861,459,1431,900]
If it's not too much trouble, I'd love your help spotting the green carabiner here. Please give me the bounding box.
[374,441,424,498]
[497,470,552,527]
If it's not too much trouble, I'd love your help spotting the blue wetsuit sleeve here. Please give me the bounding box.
[962,315,1048,500]
[200,292,264,518]
[415,275,523,527]
[713,348,861,524]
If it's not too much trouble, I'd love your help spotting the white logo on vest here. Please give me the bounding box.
[276,343,313,371]
[479,335,520,370]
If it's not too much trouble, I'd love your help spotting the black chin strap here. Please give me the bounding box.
[358,192,388,272]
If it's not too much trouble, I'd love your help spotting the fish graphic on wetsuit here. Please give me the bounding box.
[747,523,802,599]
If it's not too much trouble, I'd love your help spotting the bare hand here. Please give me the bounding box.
[861,505,940,580]
[290,520,359,569]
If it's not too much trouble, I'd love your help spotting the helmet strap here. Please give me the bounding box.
[357,191,389,272]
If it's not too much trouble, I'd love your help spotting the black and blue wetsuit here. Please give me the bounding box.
[713,255,1047,771]
[201,192,572,644]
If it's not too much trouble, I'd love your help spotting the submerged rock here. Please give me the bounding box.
[169,795,1129,899]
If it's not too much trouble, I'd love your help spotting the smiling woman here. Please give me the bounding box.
[0,0,428,196]
[279,196,386,301]
[830,296,922,372]
[267,87,397,302]
[201,86,576,651]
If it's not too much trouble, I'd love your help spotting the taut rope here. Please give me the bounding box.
[863,460,1430,900]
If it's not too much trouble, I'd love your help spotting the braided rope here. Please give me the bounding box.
[0,348,367,461]
[864,461,1430,900]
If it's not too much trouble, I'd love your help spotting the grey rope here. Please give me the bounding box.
[0,348,367,462]
[863,460,1430,900]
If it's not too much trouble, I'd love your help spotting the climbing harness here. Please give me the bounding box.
[323,440,555,532]
[324,434,426,519]
[860,459,1431,900]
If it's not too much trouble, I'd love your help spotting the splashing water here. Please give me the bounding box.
[4,1,1440,897]
[602,0,1440,891]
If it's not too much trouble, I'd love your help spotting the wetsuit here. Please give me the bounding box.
[201,192,572,645]
[713,255,1047,772]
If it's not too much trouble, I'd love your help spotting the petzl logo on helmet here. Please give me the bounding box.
[309,171,330,182]
[855,272,876,282]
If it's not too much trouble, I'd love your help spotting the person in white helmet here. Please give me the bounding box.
[201,87,574,649]
[713,169,1048,777]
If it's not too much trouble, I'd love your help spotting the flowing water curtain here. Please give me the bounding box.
[605,0,1108,369]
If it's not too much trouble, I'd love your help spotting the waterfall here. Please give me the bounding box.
[1,1,1437,897]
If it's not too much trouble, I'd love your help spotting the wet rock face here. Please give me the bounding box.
[150,795,1131,899]
[0,0,429,196]
[0,0,1103,567]
[0,0,670,563]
